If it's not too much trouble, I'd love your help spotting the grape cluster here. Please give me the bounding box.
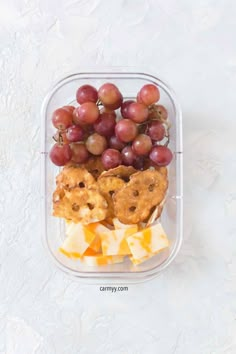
[50,83,173,169]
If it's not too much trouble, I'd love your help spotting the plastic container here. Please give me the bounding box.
[41,71,183,283]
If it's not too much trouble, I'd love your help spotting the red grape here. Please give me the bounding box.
[155,105,168,120]
[100,108,116,118]
[66,125,84,142]
[120,100,134,118]
[121,146,136,166]
[132,134,152,156]
[149,145,173,166]
[62,105,75,114]
[147,121,165,141]
[94,111,116,137]
[101,149,122,169]
[102,107,115,113]
[76,85,98,104]
[85,133,107,155]
[127,102,149,123]
[148,104,168,121]
[71,143,89,163]
[73,102,99,125]
[49,143,72,166]
[139,84,160,106]
[98,83,123,110]
[148,110,156,120]
[136,91,143,103]
[138,123,148,134]
[52,108,73,130]
[115,119,138,142]
[83,124,95,137]
[109,135,126,151]
[72,108,79,125]
[106,97,123,111]
[133,156,145,170]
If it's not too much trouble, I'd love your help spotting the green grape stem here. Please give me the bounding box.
[58,132,64,145]
[53,131,64,145]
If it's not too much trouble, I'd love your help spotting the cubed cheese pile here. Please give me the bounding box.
[59,218,169,266]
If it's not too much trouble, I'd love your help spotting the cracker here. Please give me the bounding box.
[113,170,168,224]
[53,187,108,224]
[80,156,105,180]
[56,165,96,190]
[143,160,168,177]
[97,176,125,218]
[99,165,137,182]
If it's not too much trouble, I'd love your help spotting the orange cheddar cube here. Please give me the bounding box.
[100,226,138,256]
[81,254,124,266]
[88,235,102,252]
[129,249,161,265]
[85,222,110,252]
[59,222,96,259]
[127,223,169,262]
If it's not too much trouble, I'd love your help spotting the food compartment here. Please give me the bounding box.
[41,72,182,282]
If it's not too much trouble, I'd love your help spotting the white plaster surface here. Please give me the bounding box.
[0,0,236,353]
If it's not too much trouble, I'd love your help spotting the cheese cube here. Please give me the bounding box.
[81,254,124,266]
[129,254,152,265]
[85,222,110,252]
[85,222,110,235]
[59,222,96,259]
[100,226,138,255]
[129,250,161,265]
[88,235,101,252]
[83,247,99,256]
[126,223,169,260]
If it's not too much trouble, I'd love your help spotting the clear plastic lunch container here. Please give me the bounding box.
[41,71,183,283]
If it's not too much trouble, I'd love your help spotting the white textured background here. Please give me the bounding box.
[0,0,236,353]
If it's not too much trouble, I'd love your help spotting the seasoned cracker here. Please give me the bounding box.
[97,176,125,218]
[113,169,168,224]
[56,165,96,190]
[143,160,168,177]
[80,156,105,180]
[99,165,137,181]
[53,187,108,224]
